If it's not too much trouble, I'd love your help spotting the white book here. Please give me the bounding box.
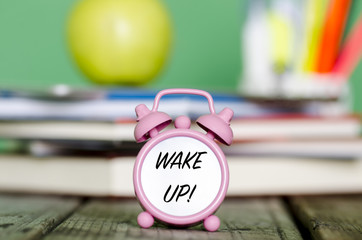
[1,154,362,196]
[0,120,136,141]
[230,115,361,140]
[0,115,359,142]
[0,90,275,121]
[222,139,362,159]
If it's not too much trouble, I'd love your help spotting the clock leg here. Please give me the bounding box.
[137,211,154,228]
[204,215,220,232]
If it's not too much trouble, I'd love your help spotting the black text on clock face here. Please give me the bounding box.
[141,136,222,217]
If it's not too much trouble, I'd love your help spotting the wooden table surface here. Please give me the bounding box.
[0,194,361,240]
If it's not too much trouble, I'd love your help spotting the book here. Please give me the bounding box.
[0,87,351,123]
[1,154,362,196]
[222,138,362,159]
[0,120,136,141]
[0,88,264,121]
[26,140,142,158]
[230,115,360,141]
[0,115,359,142]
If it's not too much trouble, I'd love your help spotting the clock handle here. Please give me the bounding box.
[151,88,216,114]
[135,88,233,145]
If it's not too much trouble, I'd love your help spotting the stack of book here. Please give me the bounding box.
[0,87,361,196]
[222,114,362,195]
[235,0,362,195]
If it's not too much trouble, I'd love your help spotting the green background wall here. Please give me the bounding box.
[0,0,361,111]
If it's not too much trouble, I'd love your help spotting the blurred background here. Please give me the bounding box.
[0,0,360,107]
[0,0,361,196]
[0,0,241,92]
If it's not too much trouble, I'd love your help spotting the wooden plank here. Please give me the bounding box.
[217,198,303,240]
[44,198,302,240]
[0,194,82,240]
[289,195,362,240]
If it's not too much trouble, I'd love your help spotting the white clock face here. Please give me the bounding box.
[140,136,222,217]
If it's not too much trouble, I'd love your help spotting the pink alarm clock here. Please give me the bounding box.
[133,89,233,232]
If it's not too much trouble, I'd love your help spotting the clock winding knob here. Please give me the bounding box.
[174,116,191,129]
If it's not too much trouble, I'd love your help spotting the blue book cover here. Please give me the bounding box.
[0,88,338,121]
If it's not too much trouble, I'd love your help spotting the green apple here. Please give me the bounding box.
[67,0,172,85]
